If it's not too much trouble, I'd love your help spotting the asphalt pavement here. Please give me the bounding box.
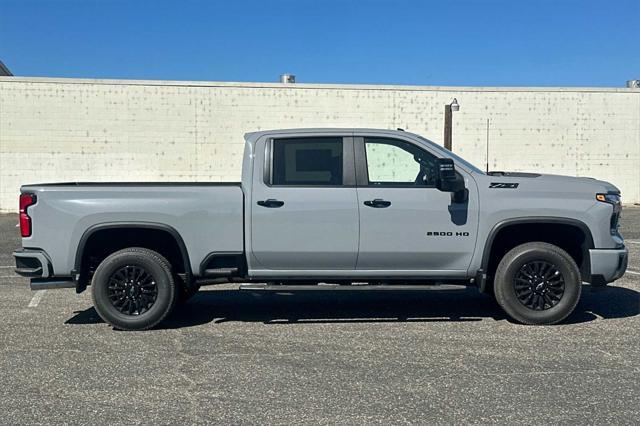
[0,210,639,424]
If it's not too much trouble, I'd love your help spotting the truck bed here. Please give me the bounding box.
[21,182,244,276]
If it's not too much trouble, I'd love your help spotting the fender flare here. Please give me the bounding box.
[74,222,192,277]
[480,216,595,276]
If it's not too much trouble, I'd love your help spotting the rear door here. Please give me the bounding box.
[355,136,479,274]
[250,135,359,272]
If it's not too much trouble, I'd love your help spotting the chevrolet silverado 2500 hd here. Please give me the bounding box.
[14,128,628,330]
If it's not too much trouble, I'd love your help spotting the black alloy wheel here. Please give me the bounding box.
[513,261,565,310]
[107,265,158,315]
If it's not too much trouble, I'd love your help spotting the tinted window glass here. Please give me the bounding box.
[365,138,437,186]
[272,138,343,186]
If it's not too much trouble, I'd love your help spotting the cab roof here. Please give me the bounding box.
[244,128,422,142]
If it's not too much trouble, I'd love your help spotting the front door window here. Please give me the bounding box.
[364,138,438,187]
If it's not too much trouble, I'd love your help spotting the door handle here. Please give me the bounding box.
[257,199,285,208]
[364,199,391,208]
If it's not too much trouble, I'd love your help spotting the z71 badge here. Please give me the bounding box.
[489,182,519,189]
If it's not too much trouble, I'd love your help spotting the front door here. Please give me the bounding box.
[250,136,359,273]
[355,136,479,274]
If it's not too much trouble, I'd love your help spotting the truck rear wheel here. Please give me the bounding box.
[91,248,177,331]
[494,242,581,325]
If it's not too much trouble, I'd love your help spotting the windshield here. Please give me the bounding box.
[416,136,485,174]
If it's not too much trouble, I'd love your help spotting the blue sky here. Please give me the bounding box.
[0,0,638,87]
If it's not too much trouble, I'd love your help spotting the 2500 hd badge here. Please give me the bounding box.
[427,231,471,236]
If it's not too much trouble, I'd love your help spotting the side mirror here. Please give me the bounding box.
[436,158,466,200]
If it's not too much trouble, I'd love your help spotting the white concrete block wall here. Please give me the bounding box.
[0,77,638,212]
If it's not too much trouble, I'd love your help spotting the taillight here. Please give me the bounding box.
[19,193,36,237]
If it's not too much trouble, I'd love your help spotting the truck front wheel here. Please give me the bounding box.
[494,242,581,325]
[91,248,178,331]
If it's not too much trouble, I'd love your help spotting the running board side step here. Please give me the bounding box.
[239,283,468,291]
[203,267,239,278]
[30,278,75,290]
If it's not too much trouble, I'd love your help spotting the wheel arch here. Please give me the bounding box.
[74,222,192,282]
[480,217,594,291]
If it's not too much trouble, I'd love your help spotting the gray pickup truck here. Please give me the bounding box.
[14,128,628,330]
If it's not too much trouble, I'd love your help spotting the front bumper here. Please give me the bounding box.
[589,247,628,286]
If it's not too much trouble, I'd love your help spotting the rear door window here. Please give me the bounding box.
[271,137,344,186]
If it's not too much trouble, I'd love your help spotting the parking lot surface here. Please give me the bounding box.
[1,209,639,424]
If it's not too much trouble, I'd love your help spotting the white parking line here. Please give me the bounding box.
[626,270,640,276]
[28,290,46,307]
[626,241,640,245]
[0,275,19,278]
[0,266,14,269]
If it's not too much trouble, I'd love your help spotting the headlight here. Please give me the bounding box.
[596,193,622,235]
[596,193,621,205]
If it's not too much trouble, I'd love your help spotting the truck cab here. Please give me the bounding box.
[245,129,479,278]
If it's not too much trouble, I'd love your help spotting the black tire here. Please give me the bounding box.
[494,242,581,325]
[91,247,177,331]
